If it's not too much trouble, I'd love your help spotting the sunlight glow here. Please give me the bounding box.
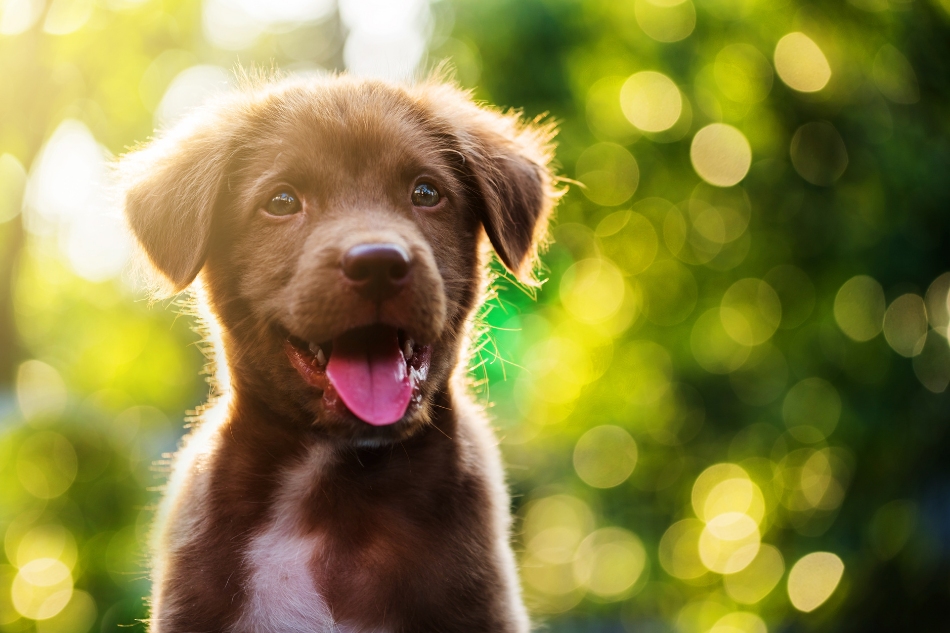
[620,71,682,133]
[573,425,638,488]
[774,33,831,93]
[787,552,844,612]
[690,124,752,187]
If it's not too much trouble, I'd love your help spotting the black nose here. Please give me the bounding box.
[341,243,412,301]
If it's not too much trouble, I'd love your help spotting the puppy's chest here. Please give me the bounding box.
[231,450,395,633]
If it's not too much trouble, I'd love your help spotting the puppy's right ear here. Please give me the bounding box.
[118,110,236,294]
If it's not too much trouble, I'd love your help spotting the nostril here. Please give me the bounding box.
[341,243,412,299]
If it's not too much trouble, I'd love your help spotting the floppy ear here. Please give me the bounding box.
[418,84,560,283]
[117,107,238,294]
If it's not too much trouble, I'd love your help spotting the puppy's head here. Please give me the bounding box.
[119,75,557,444]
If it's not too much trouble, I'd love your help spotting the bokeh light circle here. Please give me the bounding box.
[691,308,752,374]
[11,559,73,620]
[658,519,707,580]
[690,124,752,187]
[560,258,626,323]
[720,279,782,346]
[596,211,659,275]
[883,293,928,357]
[574,528,647,598]
[620,71,683,133]
[714,44,773,104]
[576,142,640,206]
[787,552,844,612]
[709,612,767,633]
[698,512,761,574]
[873,45,919,104]
[634,0,696,43]
[774,33,832,92]
[834,275,886,341]
[573,425,638,488]
[723,544,785,604]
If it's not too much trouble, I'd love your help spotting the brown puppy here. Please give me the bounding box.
[118,73,558,632]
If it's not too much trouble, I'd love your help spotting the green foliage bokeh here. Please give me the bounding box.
[1,0,949,631]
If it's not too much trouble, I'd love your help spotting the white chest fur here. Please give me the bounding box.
[230,445,388,633]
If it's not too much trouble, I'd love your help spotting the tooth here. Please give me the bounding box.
[403,338,414,360]
[309,342,326,366]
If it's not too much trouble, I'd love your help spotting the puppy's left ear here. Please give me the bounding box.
[419,84,560,283]
[116,105,241,295]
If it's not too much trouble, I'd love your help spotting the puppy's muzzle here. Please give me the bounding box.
[341,242,412,302]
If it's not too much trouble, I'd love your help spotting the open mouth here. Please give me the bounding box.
[283,325,431,426]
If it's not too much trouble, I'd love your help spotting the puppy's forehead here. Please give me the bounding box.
[250,84,449,177]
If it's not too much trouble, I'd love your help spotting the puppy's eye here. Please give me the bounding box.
[265,191,301,216]
[411,183,441,208]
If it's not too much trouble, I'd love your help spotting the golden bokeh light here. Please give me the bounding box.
[34,590,97,633]
[773,32,832,93]
[524,495,595,562]
[720,279,782,346]
[723,543,785,604]
[522,495,594,603]
[923,272,950,335]
[776,447,849,512]
[664,204,723,266]
[787,552,844,612]
[913,333,950,393]
[576,142,640,206]
[692,463,749,520]
[15,525,78,571]
[634,0,696,43]
[596,210,659,275]
[834,275,886,341]
[620,71,683,133]
[11,558,73,620]
[703,479,766,526]
[16,360,67,421]
[709,611,768,633]
[658,519,707,580]
[690,124,752,187]
[714,44,773,104]
[574,527,647,599]
[790,121,848,186]
[691,183,752,244]
[873,44,919,104]
[560,258,626,324]
[586,76,641,144]
[16,432,78,500]
[782,378,841,443]
[573,425,638,489]
[883,293,928,358]
[691,308,752,374]
[698,512,761,574]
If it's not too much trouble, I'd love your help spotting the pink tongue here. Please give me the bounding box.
[325,326,411,426]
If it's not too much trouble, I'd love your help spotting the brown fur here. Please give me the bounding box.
[118,73,558,633]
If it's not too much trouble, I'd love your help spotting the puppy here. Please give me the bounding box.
[118,73,558,632]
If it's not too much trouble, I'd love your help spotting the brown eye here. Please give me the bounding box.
[411,183,441,208]
[266,191,301,216]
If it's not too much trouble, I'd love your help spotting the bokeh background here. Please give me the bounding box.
[1,0,950,630]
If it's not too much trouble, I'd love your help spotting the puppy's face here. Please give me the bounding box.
[120,77,556,445]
